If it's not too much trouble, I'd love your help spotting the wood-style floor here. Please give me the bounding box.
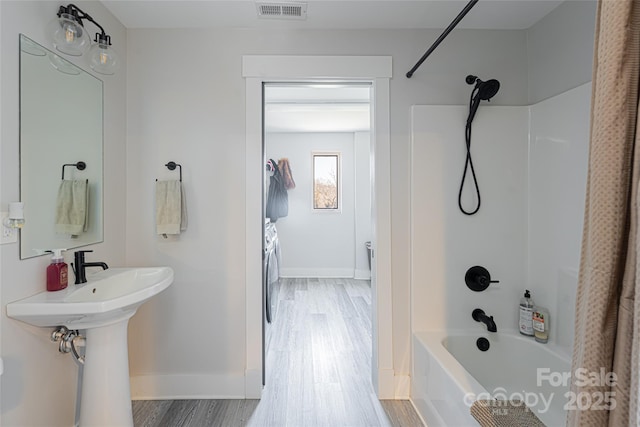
[133,278,424,427]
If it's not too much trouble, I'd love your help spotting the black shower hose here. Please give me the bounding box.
[458,88,482,215]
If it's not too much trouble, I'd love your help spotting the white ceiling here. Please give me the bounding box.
[265,85,370,133]
[265,103,371,132]
[101,0,564,30]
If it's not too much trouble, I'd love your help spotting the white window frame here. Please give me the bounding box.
[312,151,342,212]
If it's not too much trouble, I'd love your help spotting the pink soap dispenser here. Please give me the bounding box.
[46,249,68,291]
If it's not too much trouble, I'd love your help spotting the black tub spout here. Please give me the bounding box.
[472,308,497,332]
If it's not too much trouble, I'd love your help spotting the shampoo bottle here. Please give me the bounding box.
[46,249,68,291]
[533,306,550,343]
[519,290,534,336]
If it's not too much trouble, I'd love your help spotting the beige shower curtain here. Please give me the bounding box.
[569,0,640,426]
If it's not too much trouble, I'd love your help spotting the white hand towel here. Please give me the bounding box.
[55,179,88,236]
[180,182,188,232]
[156,180,185,236]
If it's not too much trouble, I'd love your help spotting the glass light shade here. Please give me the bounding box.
[89,42,119,75]
[48,53,82,75]
[21,37,47,56]
[49,13,90,56]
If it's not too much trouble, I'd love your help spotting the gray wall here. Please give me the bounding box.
[0,1,127,425]
[0,0,599,419]
[266,132,357,278]
[125,27,529,397]
[526,0,597,103]
[124,1,598,395]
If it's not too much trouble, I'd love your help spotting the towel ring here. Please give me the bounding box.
[61,161,86,180]
[155,161,183,182]
[165,161,182,182]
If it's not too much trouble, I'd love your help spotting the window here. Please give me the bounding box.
[313,153,340,210]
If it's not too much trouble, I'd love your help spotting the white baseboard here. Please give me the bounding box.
[394,374,410,399]
[354,269,371,280]
[375,371,409,400]
[280,268,354,278]
[377,368,395,399]
[245,369,263,399]
[130,373,245,400]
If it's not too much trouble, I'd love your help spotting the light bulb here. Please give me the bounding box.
[65,26,75,43]
[49,13,89,56]
[89,42,118,75]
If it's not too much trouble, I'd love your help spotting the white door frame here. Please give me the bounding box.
[243,55,394,399]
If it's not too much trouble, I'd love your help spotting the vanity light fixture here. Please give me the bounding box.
[49,4,119,75]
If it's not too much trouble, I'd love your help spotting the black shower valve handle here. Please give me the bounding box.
[465,266,499,292]
[477,275,499,287]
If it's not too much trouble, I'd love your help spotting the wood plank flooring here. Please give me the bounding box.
[133,278,423,427]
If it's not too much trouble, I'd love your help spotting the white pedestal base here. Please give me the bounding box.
[80,318,134,427]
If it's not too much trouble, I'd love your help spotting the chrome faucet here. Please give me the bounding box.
[72,250,108,284]
[472,309,497,332]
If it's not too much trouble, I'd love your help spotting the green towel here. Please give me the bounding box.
[55,180,88,236]
[156,180,187,236]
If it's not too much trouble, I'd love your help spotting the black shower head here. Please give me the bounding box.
[466,76,500,126]
[477,79,500,101]
[466,75,501,101]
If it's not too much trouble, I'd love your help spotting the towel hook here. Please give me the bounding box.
[61,161,86,180]
[165,161,182,182]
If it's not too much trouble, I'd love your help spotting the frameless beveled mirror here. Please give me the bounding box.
[19,34,103,259]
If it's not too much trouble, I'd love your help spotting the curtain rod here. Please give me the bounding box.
[406,0,480,78]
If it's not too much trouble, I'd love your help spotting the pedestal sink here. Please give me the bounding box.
[7,267,174,427]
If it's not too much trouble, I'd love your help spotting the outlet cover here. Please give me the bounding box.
[0,212,18,244]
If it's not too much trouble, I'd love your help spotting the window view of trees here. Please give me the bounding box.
[313,154,339,210]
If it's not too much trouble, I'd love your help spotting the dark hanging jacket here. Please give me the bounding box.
[266,160,288,222]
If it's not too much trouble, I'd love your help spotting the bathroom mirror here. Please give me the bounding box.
[19,34,103,259]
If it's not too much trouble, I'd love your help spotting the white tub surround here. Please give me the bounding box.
[410,105,529,335]
[411,89,591,334]
[410,85,591,423]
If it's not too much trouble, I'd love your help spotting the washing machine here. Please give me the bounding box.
[263,220,280,385]
[264,221,279,324]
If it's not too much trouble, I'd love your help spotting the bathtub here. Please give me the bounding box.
[412,331,571,427]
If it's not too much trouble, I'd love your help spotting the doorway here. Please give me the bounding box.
[243,55,394,399]
[262,83,373,388]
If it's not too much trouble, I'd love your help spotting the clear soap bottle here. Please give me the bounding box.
[519,290,534,336]
[533,306,550,343]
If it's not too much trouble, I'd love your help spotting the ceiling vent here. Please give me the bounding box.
[256,2,308,20]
